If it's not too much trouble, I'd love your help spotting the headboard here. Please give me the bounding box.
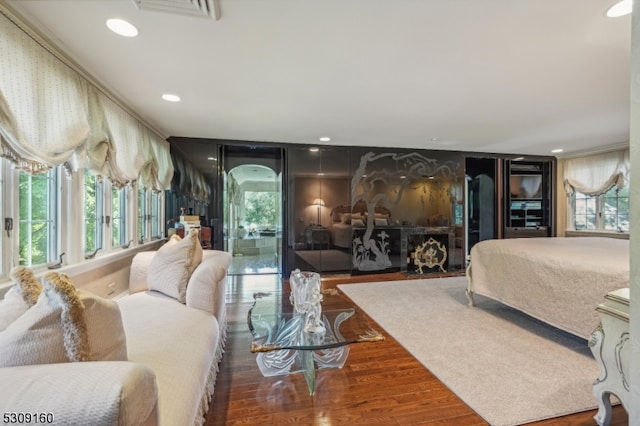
[330,201,391,223]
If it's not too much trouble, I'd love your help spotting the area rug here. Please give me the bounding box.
[295,249,352,271]
[338,277,600,426]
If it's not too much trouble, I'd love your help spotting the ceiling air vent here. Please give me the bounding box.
[132,0,221,20]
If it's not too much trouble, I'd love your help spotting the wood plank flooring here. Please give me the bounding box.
[205,273,627,425]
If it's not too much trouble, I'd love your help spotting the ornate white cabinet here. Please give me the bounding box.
[589,287,630,425]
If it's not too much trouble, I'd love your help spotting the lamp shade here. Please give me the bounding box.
[312,198,325,206]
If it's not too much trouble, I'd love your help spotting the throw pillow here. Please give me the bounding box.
[351,218,365,227]
[0,266,42,331]
[147,229,203,303]
[0,272,127,367]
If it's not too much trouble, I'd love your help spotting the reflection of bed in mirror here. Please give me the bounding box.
[329,203,392,249]
[328,203,457,273]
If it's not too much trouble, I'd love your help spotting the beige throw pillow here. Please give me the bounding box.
[0,272,127,367]
[0,266,43,331]
[148,229,203,303]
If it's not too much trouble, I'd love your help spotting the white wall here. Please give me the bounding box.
[629,1,640,422]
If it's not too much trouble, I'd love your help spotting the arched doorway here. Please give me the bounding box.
[222,145,283,276]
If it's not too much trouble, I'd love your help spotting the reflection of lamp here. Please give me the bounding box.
[312,198,325,226]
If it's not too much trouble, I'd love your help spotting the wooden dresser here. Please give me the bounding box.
[589,287,630,425]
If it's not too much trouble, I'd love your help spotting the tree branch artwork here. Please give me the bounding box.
[350,151,460,271]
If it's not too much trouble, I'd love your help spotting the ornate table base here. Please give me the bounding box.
[589,288,630,425]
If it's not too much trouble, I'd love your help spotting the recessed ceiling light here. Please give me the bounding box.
[106,18,138,37]
[319,136,331,142]
[606,0,632,17]
[430,137,440,142]
[162,94,181,102]
[551,149,563,153]
[309,147,319,152]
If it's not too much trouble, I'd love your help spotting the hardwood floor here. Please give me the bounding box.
[205,273,628,425]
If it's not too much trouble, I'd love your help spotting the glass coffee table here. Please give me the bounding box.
[248,289,384,395]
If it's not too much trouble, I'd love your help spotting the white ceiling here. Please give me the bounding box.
[3,0,633,162]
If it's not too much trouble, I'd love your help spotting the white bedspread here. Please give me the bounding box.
[330,222,353,248]
[467,237,629,340]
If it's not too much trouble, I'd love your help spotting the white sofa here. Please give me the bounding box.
[0,247,232,426]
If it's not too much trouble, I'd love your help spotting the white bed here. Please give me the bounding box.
[466,237,629,340]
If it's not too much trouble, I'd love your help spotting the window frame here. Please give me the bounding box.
[83,170,105,255]
[17,167,60,267]
[570,185,629,234]
[111,185,128,248]
[138,186,148,243]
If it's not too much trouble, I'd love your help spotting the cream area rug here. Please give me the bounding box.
[338,277,600,426]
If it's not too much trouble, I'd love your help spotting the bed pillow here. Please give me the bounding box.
[0,272,127,367]
[374,217,388,226]
[0,266,42,331]
[148,229,203,303]
[351,218,365,227]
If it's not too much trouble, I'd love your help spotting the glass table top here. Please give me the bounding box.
[247,288,385,395]
[248,289,384,353]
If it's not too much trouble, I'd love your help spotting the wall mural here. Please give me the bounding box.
[350,151,461,272]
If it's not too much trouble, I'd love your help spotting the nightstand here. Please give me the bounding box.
[305,227,331,250]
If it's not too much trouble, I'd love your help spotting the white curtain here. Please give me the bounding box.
[140,130,173,192]
[563,149,630,196]
[101,94,149,187]
[0,10,174,189]
[0,11,89,174]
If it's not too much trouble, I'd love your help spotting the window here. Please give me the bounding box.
[19,169,58,266]
[573,186,629,232]
[84,170,104,254]
[150,191,161,238]
[602,186,629,232]
[244,191,277,231]
[138,187,148,242]
[111,186,127,246]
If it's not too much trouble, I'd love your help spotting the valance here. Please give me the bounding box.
[101,93,149,187]
[0,11,89,174]
[0,9,174,190]
[563,149,629,196]
[140,130,173,192]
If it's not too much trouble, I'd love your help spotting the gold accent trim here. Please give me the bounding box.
[250,342,284,353]
[358,329,385,343]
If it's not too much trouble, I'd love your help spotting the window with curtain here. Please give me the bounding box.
[111,186,127,247]
[573,187,629,232]
[19,168,58,266]
[83,170,104,254]
[564,149,630,233]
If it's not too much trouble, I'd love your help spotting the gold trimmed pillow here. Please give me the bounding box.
[0,266,42,331]
[147,229,203,303]
[0,272,127,367]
